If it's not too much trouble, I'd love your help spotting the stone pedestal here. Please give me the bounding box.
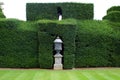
[54,53,63,70]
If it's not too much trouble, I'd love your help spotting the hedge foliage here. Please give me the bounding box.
[103,11,120,22]
[0,19,38,68]
[0,18,120,68]
[37,19,76,69]
[103,6,120,22]
[26,3,93,21]
[0,19,22,29]
[0,8,5,18]
[106,21,120,66]
[75,20,120,67]
[107,6,120,14]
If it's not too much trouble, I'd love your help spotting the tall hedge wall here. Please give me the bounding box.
[0,19,38,68]
[26,3,93,21]
[37,19,76,69]
[1,18,120,68]
[75,20,120,67]
[75,21,113,67]
[106,21,120,66]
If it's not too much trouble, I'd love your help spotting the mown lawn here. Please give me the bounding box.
[0,68,120,80]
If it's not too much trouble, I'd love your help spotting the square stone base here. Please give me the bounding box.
[54,64,63,70]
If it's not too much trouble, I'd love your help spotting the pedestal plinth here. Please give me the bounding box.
[54,53,63,70]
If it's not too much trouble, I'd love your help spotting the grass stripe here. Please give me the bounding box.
[104,71,120,80]
[15,70,36,80]
[0,70,10,78]
[66,71,78,80]
[97,72,115,80]
[39,70,51,80]
[75,70,89,80]
[82,71,98,80]
[50,71,61,80]
[59,71,70,80]
[0,69,120,80]
[0,70,21,80]
[88,71,107,80]
[33,70,46,80]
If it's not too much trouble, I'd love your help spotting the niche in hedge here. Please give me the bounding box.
[57,7,62,20]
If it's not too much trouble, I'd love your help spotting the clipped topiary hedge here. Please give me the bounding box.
[37,19,76,69]
[75,20,116,67]
[1,18,120,68]
[107,6,120,14]
[106,21,120,67]
[103,6,120,22]
[0,19,38,68]
[0,19,22,29]
[38,32,54,68]
[103,11,120,22]
[26,3,93,21]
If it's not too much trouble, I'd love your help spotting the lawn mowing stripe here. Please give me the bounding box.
[0,70,10,78]
[87,71,107,80]
[58,71,70,80]
[81,71,99,80]
[15,70,36,80]
[33,70,47,80]
[75,71,89,80]
[0,70,21,80]
[15,71,28,80]
[66,71,85,80]
[110,72,120,77]
[39,70,51,80]
[50,71,61,80]
[97,72,115,80]
[103,71,120,80]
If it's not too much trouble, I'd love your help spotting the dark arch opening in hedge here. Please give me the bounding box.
[57,7,62,16]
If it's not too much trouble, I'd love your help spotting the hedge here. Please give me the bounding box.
[107,6,120,14]
[1,18,120,68]
[106,21,120,67]
[26,3,93,21]
[0,19,22,29]
[37,19,76,69]
[0,8,5,18]
[0,19,38,68]
[75,20,116,67]
[103,11,120,22]
[38,32,54,68]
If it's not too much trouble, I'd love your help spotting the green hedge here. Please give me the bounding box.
[0,8,5,18]
[1,18,120,68]
[107,6,120,14]
[37,19,76,69]
[103,11,120,22]
[0,19,38,68]
[103,6,120,22]
[26,3,93,21]
[38,32,54,68]
[106,21,120,67]
[0,19,22,29]
[75,20,116,67]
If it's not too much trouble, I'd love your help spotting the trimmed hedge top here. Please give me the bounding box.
[107,6,120,14]
[103,11,120,22]
[26,3,93,21]
[103,6,120,22]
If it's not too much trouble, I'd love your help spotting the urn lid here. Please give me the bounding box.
[54,36,63,43]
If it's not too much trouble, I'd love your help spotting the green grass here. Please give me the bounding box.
[0,68,120,80]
